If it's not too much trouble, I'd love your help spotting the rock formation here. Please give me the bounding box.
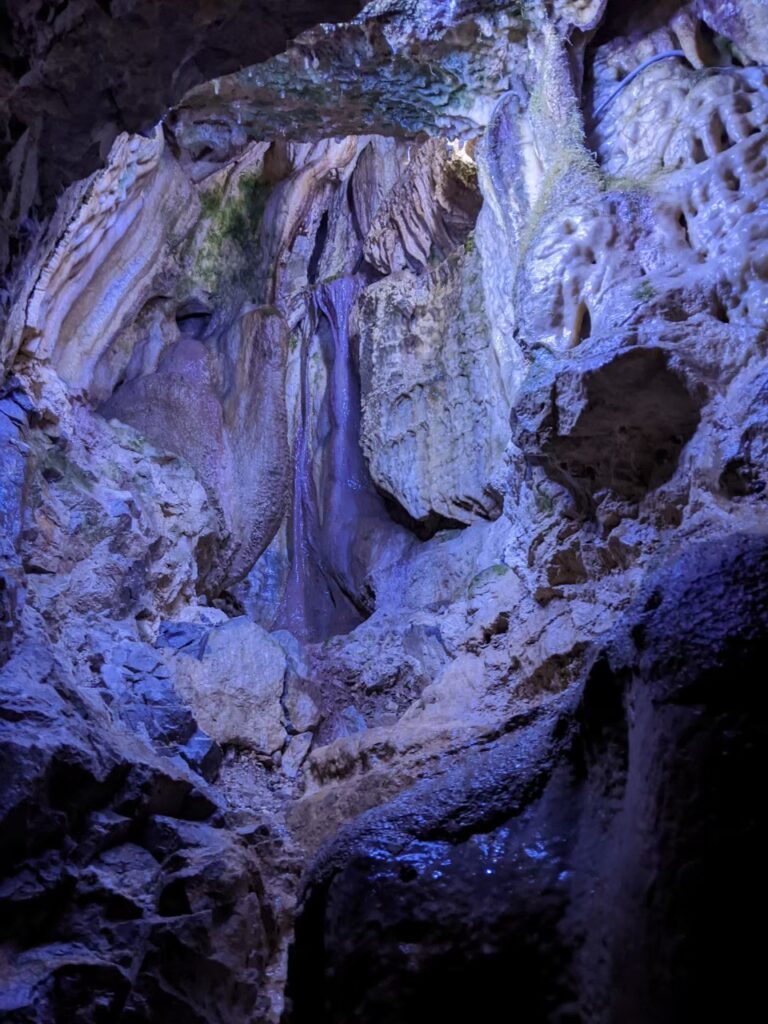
[0,0,364,284]
[1,0,767,1020]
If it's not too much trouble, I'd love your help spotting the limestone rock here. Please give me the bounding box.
[2,3,768,1019]
[284,673,322,735]
[171,617,288,756]
[100,638,222,782]
[3,130,197,388]
[0,0,365,281]
[4,131,292,593]
[168,2,528,172]
[697,0,768,64]
[362,138,482,275]
[282,733,314,780]
[11,370,218,632]
[358,247,506,526]
[102,305,291,591]
[0,383,29,665]
[515,345,702,510]
[0,642,276,1024]
[286,534,768,1024]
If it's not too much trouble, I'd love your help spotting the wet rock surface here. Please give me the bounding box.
[287,534,768,1024]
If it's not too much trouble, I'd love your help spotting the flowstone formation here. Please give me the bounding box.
[1,0,767,1020]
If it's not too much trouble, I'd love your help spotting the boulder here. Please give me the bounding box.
[171,617,288,757]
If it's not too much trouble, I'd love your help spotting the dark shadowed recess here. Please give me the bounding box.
[379,489,469,541]
[0,0,364,284]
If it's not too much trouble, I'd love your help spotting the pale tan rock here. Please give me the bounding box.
[283,674,321,735]
[174,604,230,627]
[172,617,287,755]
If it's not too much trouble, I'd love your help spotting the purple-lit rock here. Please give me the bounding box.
[1,0,767,1019]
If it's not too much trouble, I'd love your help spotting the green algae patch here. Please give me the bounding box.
[192,173,272,294]
[447,152,479,191]
[468,562,510,597]
[517,27,602,262]
[38,446,96,495]
[634,280,656,302]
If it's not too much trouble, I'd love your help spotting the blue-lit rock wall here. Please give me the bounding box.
[1,1,767,1019]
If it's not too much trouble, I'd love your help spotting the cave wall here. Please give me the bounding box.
[0,0,365,288]
[1,0,767,1020]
